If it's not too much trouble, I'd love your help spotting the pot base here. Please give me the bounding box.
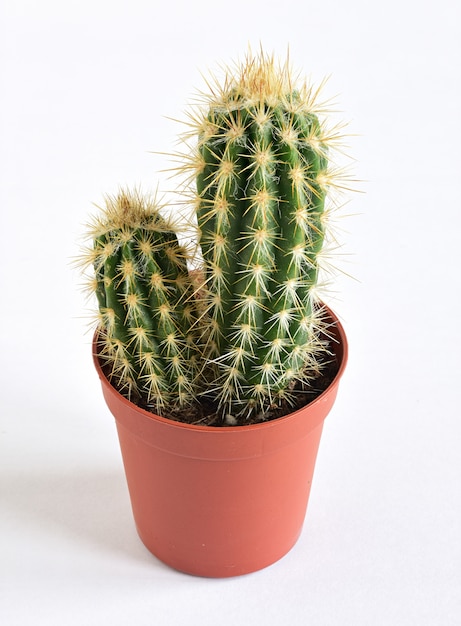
[126,420,324,578]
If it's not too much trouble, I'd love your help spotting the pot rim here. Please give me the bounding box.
[92,304,348,433]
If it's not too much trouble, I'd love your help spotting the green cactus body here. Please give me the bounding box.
[79,51,351,423]
[87,190,200,414]
[192,56,333,416]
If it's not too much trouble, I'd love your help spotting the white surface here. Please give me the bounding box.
[1,1,460,624]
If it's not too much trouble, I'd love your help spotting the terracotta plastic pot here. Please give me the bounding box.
[93,306,348,577]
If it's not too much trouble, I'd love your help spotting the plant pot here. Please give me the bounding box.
[92,305,348,577]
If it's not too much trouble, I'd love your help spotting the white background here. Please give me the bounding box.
[1,0,460,624]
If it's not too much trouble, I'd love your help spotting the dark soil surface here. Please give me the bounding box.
[102,344,340,427]
[164,351,339,426]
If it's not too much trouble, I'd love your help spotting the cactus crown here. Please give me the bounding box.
[199,52,321,111]
[81,51,352,424]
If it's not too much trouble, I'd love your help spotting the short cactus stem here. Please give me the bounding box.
[81,189,201,414]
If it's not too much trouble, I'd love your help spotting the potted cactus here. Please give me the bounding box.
[80,50,352,577]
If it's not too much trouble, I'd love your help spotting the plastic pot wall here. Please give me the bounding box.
[93,306,348,577]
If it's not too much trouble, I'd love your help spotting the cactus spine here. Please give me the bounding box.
[84,189,200,414]
[184,52,342,417]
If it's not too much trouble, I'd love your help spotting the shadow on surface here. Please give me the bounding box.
[2,466,167,568]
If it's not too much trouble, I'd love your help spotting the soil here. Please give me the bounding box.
[101,342,340,427]
[164,351,339,426]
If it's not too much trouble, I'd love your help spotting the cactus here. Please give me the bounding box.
[80,50,351,424]
[178,51,347,418]
[82,189,201,414]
